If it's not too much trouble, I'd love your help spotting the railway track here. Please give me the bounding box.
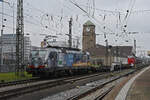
[94,86,115,100]
[67,67,143,100]
[0,68,142,100]
[0,72,108,100]
[0,77,41,88]
[0,70,107,88]
[0,71,106,88]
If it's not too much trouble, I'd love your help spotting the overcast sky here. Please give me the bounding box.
[1,0,150,56]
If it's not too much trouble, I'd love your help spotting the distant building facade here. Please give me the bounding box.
[0,34,31,64]
[82,20,133,66]
[86,45,133,66]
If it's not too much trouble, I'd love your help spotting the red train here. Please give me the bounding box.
[128,56,135,66]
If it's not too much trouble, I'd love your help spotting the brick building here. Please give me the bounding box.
[82,20,133,66]
[82,20,96,51]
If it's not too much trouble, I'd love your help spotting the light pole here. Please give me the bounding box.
[1,1,4,71]
[3,2,15,67]
[105,39,108,66]
[108,45,112,67]
[4,2,15,35]
[69,17,72,48]
[5,2,15,64]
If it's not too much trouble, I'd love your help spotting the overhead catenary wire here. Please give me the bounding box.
[2,0,148,38]
[68,0,114,34]
[1,0,149,48]
[126,0,136,24]
[0,12,65,39]
[0,1,71,36]
[112,0,137,45]
[0,8,70,37]
[24,1,82,37]
[122,0,136,26]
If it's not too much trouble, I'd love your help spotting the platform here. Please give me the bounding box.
[115,66,150,100]
[126,66,150,100]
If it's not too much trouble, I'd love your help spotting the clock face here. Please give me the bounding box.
[86,27,91,32]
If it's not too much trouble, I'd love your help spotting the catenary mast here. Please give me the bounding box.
[16,0,24,75]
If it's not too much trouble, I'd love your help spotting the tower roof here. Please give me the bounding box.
[84,20,95,26]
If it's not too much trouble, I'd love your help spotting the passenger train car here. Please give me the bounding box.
[27,46,90,77]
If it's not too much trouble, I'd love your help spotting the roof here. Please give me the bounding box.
[111,46,133,57]
[86,44,133,58]
[86,45,106,57]
[47,45,81,51]
[83,20,95,26]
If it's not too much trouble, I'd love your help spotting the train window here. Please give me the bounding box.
[30,50,47,59]
[39,50,47,58]
[31,51,39,57]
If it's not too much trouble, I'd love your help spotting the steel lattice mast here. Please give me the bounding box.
[16,0,24,75]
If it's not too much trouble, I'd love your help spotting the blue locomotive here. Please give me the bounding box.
[27,46,90,77]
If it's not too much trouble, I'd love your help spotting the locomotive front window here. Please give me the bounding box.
[31,51,39,57]
[31,50,47,58]
[39,51,47,58]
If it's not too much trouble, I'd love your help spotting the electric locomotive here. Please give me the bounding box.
[27,46,90,77]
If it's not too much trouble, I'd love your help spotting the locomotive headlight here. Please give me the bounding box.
[27,63,29,66]
[44,63,48,68]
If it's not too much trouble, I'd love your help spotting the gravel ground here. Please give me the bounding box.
[10,72,112,100]
[9,69,133,100]
[80,77,125,100]
[0,77,65,92]
[42,78,109,100]
[42,70,133,100]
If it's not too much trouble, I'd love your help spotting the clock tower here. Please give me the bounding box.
[82,20,96,51]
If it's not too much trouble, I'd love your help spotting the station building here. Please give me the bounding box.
[82,20,133,66]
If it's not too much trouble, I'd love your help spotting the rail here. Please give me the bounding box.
[67,66,145,100]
